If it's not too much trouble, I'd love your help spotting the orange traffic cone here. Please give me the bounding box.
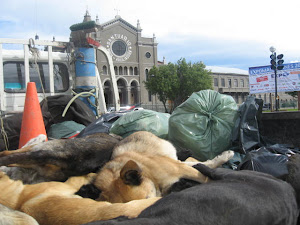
[19,82,47,148]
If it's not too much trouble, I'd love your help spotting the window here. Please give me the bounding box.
[102,65,107,75]
[228,79,232,87]
[145,52,151,58]
[114,66,118,75]
[214,78,218,86]
[240,79,244,87]
[221,78,225,87]
[129,67,133,75]
[119,66,123,75]
[124,66,128,75]
[134,67,138,75]
[145,69,151,101]
[112,40,126,56]
[4,61,69,93]
[234,79,238,87]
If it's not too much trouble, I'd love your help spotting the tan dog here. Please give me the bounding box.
[94,131,234,203]
[0,171,160,225]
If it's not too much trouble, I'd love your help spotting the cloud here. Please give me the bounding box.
[1,0,299,70]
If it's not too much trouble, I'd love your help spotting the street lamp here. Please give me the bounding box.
[269,46,284,111]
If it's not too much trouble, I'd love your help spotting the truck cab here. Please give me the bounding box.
[0,39,73,114]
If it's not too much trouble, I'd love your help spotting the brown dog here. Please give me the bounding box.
[94,131,234,203]
[0,170,160,225]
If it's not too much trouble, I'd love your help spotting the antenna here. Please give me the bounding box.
[35,0,38,39]
[114,8,120,16]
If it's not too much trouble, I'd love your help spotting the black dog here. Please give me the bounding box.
[84,154,300,225]
[0,133,121,183]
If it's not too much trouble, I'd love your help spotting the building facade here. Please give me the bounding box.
[210,67,296,107]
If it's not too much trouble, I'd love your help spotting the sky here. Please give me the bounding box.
[1,0,300,72]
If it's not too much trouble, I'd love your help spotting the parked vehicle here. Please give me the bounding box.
[0,38,119,115]
[107,105,144,113]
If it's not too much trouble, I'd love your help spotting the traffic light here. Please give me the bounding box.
[270,53,284,70]
[277,54,284,70]
[270,54,277,70]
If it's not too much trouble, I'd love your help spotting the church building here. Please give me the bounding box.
[70,11,161,108]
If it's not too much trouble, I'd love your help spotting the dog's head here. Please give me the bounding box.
[94,160,159,203]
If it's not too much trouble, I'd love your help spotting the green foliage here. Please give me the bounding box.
[70,21,96,31]
[286,91,298,98]
[144,58,212,113]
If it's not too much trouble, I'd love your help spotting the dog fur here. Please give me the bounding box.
[0,203,39,225]
[83,155,300,225]
[93,131,234,203]
[0,133,121,183]
[0,170,160,225]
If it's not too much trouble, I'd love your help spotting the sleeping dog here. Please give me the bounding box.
[84,154,300,225]
[93,131,234,202]
[0,133,121,183]
[0,170,160,225]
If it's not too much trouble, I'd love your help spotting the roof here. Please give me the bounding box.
[101,15,141,32]
[206,66,248,75]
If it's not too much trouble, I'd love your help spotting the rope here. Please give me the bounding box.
[28,38,47,101]
[0,116,9,150]
[62,89,98,118]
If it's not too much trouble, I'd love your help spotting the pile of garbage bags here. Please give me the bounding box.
[1,90,298,179]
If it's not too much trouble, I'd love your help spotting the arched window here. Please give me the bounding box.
[129,67,133,75]
[145,69,149,80]
[124,66,128,75]
[102,65,107,75]
[114,66,118,75]
[134,67,138,75]
[119,66,123,75]
[145,69,151,101]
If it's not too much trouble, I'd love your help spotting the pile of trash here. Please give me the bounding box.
[1,90,299,179]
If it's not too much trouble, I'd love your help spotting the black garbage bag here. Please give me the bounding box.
[0,95,96,151]
[232,96,263,154]
[76,113,124,138]
[238,145,299,178]
[40,95,96,130]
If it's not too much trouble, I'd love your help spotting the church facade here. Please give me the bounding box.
[87,13,160,107]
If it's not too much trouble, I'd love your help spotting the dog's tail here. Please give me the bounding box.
[285,154,300,206]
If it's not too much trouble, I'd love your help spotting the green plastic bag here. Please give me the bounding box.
[110,109,170,139]
[168,90,238,161]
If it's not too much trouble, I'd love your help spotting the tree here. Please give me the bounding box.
[144,63,178,112]
[144,58,212,113]
[286,91,298,98]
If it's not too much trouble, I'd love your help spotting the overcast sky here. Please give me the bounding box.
[1,0,299,71]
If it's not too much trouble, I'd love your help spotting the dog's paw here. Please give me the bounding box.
[0,170,7,178]
[22,134,47,148]
[221,150,235,161]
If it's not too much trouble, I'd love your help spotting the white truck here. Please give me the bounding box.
[0,38,119,115]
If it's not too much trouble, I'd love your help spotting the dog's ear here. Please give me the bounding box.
[120,160,142,186]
